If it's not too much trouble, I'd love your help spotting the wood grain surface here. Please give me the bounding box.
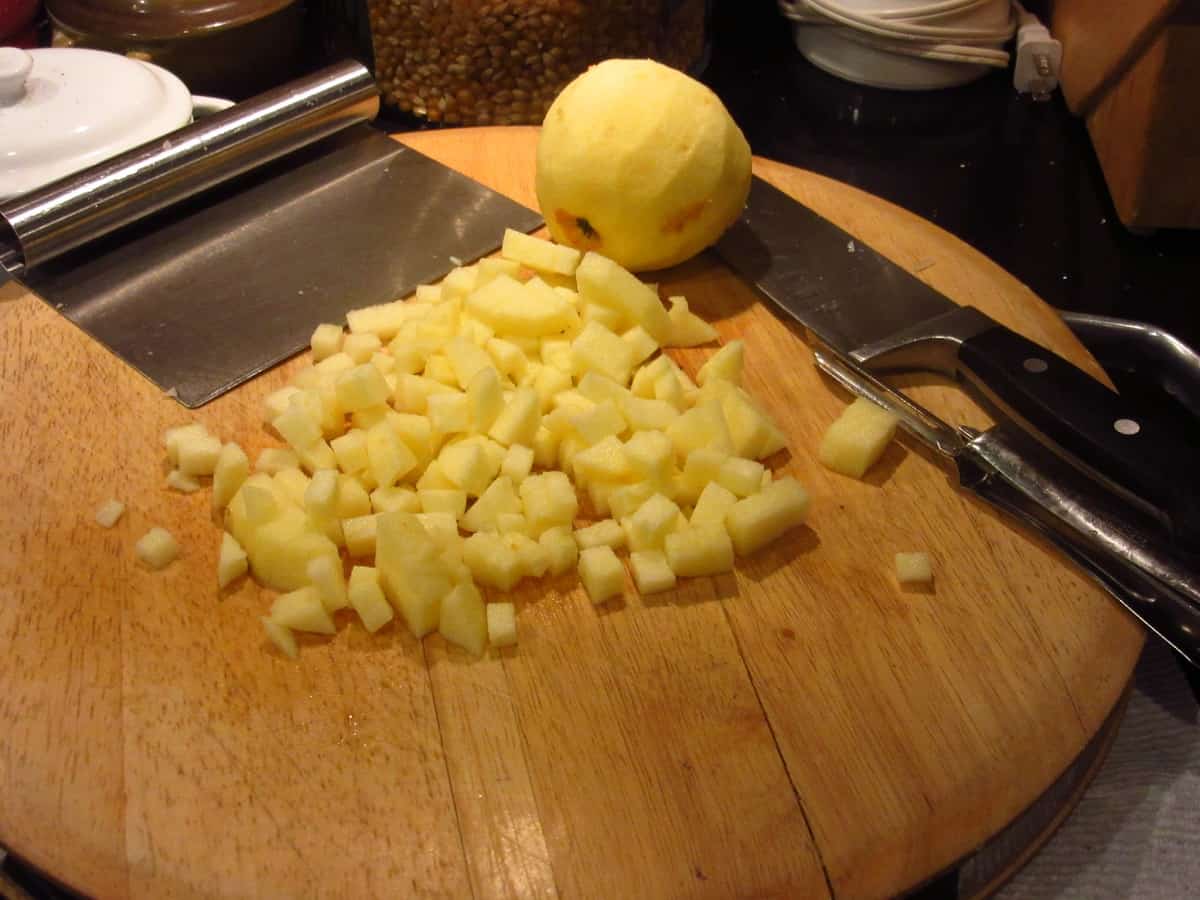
[0,127,1144,899]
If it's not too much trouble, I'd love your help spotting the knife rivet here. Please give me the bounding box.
[1023,357,1048,374]
[1114,418,1141,436]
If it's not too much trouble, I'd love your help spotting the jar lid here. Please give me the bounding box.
[0,47,194,199]
[47,0,295,41]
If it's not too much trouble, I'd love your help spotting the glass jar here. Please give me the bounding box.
[365,0,712,125]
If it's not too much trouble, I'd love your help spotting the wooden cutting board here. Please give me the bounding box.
[0,127,1144,900]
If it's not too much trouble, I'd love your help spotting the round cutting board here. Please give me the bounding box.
[0,127,1143,900]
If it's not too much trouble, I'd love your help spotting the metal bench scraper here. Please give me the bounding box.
[0,61,543,407]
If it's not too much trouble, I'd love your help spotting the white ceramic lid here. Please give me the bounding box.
[0,46,194,199]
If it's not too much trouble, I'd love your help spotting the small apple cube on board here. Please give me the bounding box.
[336,363,391,412]
[95,499,125,528]
[269,586,335,635]
[502,228,582,275]
[347,566,394,633]
[539,526,580,575]
[463,532,523,591]
[572,435,633,484]
[419,489,468,520]
[627,493,681,551]
[439,443,491,497]
[630,550,677,595]
[367,421,418,488]
[664,524,734,577]
[467,274,576,337]
[212,443,249,511]
[135,527,179,570]
[310,323,344,361]
[725,478,811,557]
[461,475,522,533]
[666,403,733,459]
[501,444,535,484]
[895,552,933,585]
[717,457,766,498]
[697,340,745,387]
[486,602,518,648]
[571,321,635,385]
[176,430,223,477]
[330,429,369,474]
[621,325,659,365]
[666,296,719,347]
[578,545,625,605]
[217,532,248,589]
[370,486,420,514]
[166,470,202,493]
[690,481,739,528]
[307,554,349,612]
[255,447,300,475]
[439,581,488,656]
[261,617,298,659]
[818,397,899,479]
[574,519,626,550]
[520,471,578,535]
[575,251,672,344]
[489,387,542,447]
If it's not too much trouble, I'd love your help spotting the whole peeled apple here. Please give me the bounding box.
[536,59,752,272]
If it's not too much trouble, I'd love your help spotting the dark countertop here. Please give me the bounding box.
[704,1,1200,351]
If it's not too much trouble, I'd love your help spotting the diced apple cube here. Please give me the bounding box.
[95,498,125,528]
[342,513,379,557]
[677,447,730,504]
[507,532,550,578]
[467,274,576,337]
[136,527,179,569]
[336,363,390,412]
[438,442,490,497]
[531,366,573,411]
[630,550,677,594]
[607,482,657,519]
[336,474,373,518]
[261,617,298,658]
[664,524,734,577]
[665,296,719,347]
[426,390,470,435]
[307,554,349,612]
[217,532,248,588]
[343,332,382,364]
[315,351,356,378]
[249,512,340,591]
[463,532,523,590]
[573,519,626,550]
[461,475,521,532]
[690,481,739,527]
[578,545,625,605]
[485,337,529,381]
[488,387,541,447]
[370,485,420,514]
[365,421,416,488]
[311,323,344,361]
[895,552,933,585]
[348,565,394,632]
[164,422,208,466]
[538,526,579,574]
[305,469,340,518]
[818,397,899,479]
[329,429,368,474]
[467,366,504,432]
[570,401,626,446]
[532,426,560,469]
[211,442,249,511]
[623,430,673,481]
[477,256,523,286]
[371,351,395,375]
[718,457,766,498]
[442,336,492,390]
[439,581,488,655]
[376,511,449,636]
[572,434,632,484]
[346,299,417,340]
[442,265,479,301]
[502,228,581,275]
[497,443,532,483]
[571,321,634,385]
[621,326,659,365]
[627,493,681,551]
[416,460,455,491]
[520,470,578,535]
[486,602,518,648]
[666,402,734,459]
[697,340,744,387]
[175,429,222,477]
[166,470,202,493]
[575,252,672,344]
[725,477,810,557]
[255,447,300,474]
[419,489,468,519]
[270,586,335,634]
[622,396,678,431]
[497,512,530,534]
[581,301,627,332]
[295,439,338,475]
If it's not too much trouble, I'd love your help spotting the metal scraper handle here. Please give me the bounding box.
[850,304,1200,551]
[0,60,379,276]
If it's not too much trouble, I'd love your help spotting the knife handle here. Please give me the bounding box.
[958,325,1200,549]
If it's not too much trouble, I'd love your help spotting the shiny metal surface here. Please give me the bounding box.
[19,125,543,407]
[813,347,1200,668]
[1062,311,1200,420]
[715,175,954,352]
[0,60,379,274]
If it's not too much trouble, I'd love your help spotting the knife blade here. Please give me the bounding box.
[812,346,1200,668]
[716,175,1200,549]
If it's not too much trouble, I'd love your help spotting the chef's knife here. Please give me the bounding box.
[812,346,1200,668]
[716,176,1200,549]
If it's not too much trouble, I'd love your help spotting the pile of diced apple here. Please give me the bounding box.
[194,229,814,658]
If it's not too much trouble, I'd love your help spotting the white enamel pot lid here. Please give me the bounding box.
[0,46,200,199]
